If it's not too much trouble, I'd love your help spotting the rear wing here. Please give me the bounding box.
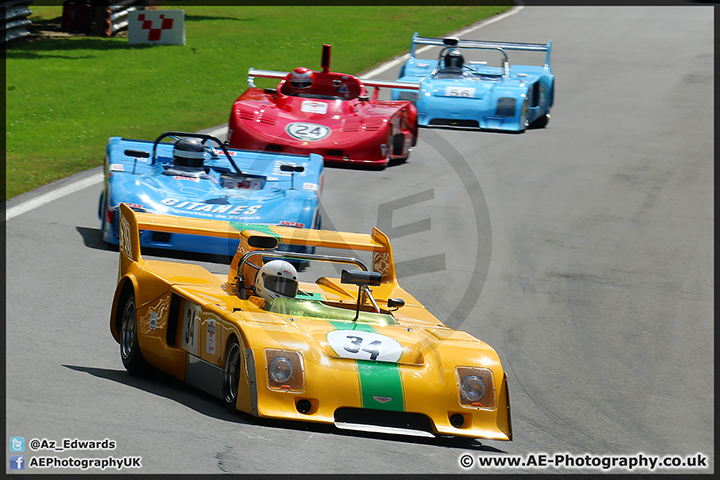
[117,203,398,284]
[410,32,552,67]
[247,68,419,91]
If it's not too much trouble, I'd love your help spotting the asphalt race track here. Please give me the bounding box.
[6,6,713,475]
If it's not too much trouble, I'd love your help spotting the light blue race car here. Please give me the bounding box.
[99,131,323,256]
[391,34,554,132]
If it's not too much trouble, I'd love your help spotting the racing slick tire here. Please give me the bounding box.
[99,192,107,240]
[222,338,242,412]
[119,291,149,375]
[530,82,553,129]
[98,192,104,220]
[391,133,410,163]
[531,111,551,129]
[519,99,529,133]
[392,133,405,157]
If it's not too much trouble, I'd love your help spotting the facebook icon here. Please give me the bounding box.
[9,455,24,470]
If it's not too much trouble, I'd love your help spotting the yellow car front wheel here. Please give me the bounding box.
[222,338,242,412]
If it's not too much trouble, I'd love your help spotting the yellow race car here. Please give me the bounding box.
[110,203,512,441]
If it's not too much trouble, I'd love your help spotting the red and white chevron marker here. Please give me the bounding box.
[128,10,185,46]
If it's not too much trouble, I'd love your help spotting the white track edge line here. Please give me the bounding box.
[6,173,104,221]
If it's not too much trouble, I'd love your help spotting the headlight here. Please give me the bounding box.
[269,356,293,383]
[456,366,496,409]
[265,349,305,393]
[460,375,485,402]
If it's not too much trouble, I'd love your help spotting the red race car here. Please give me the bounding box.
[227,44,420,167]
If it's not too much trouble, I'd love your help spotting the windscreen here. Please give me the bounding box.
[264,298,397,326]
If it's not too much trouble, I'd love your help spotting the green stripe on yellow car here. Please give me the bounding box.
[230,222,280,238]
[329,321,405,412]
[355,360,405,411]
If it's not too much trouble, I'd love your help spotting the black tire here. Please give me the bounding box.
[530,81,553,129]
[531,111,550,129]
[119,292,148,375]
[99,191,107,240]
[519,100,529,133]
[222,338,242,412]
[392,133,405,157]
[98,191,104,220]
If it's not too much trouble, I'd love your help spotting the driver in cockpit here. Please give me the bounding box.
[443,49,465,73]
[285,67,315,96]
[254,260,299,300]
[164,138,207,178]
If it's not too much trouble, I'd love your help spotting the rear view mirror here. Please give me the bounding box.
[125,149,150,158]
[342,269,382,322]
[341,269,382,286]
[280,164,305,189]
[387,298,405,310]
[280,164,305,173]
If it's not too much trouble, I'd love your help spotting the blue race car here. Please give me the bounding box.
[391,34,554,132]
[99,131,323,256]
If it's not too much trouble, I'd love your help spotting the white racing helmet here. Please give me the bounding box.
[254,260,298,300]
[289,67,314,92]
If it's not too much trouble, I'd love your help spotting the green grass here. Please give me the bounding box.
[6,5,510,200]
